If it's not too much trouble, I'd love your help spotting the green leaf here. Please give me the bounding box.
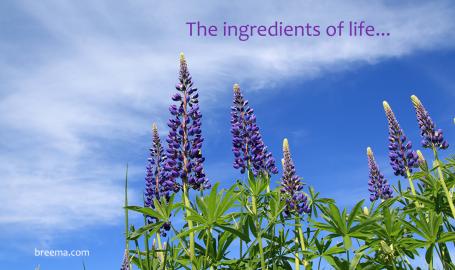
[216,224,250,242]
[439,232,455,243]
[425,244,434,264]
[347,200,363,229]
[128,222,163,240]
[329,204,347,234]
[125,206,164,220]
[349,251,364,270]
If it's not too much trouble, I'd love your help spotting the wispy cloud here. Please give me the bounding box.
[0,0,454,239]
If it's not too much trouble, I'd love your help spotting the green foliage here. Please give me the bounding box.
[122,152,455,269]
[122,99,455,269]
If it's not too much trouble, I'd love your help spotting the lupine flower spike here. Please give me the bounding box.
[416,150,427,168]
[412,95,455,218]
[383,101,419,177]
[411,95,449,150]
[280,138,310,216]
[145,123,165,208]
[120,249,130,270]
[161,53,210,191]
[144,123,171,236]
[367,147,393,202]
[231,83,278,176]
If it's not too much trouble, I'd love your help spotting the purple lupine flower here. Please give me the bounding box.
[230,84,278,176]
[161,53,210,191]
[120,249,130,270]
[145,124,166,208]
[367,147,393,202]
[144,124,171,236]
[280,138,310,216]
[411,95,449,150]
[383,101,418,176]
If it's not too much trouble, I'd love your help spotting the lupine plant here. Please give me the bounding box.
[123,54,455,270]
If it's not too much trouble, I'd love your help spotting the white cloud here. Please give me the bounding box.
[0,0,454,237]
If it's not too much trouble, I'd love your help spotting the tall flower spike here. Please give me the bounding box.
[145,124,165,208]
[280,138,310,216]
[230,83,278,176]
[383,101,418,176]
[411,95,449,150]
[120,249,130,270]
[144,124,171,236]
[367,147,393,202]
[161,53,210,191]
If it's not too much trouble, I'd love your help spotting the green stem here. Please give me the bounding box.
[406,168,422,208]
[205,230,212,268]
[156,233,164,262]
[433,147,455,218]
[133,238,144,270]
[183,182,195,264]
[295,215,307,267]
[257,233,266,270]
[405,168,417,197]
[294,233,300,270]
[144,217,151,270]
[240,195,244,259]
[252,195,266,270]
[124,164,132,270]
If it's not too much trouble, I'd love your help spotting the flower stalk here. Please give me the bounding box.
[433,148,455,218]
[383,101,418,196]
[280,139,310,269]
[183,182,195,261]
[411,95,453,218]
[251,193,266,269]
[161,53,211,264]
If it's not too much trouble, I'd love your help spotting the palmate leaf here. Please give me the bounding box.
[399,212,448,265]
[246,215,257,237]
[126,194,180,222]
[308,186,335,218]
[438,232,455,243]
[267,189,286,220]
[325,255,350,270]
[126,206,164,220]
[173,225,205,240]
[215,230,236,261]
[304,236,345,263]
[128,221,164,240]
[347,200,363,229]
[314,200,375,250]
[403,193,434,206]
[188,182,240,226]
[247,169,269,196]
[217,224,250,242]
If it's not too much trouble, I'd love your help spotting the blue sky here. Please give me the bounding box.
[0,0,454,269]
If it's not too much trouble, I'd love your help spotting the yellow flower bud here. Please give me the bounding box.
[416,150,425,163]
